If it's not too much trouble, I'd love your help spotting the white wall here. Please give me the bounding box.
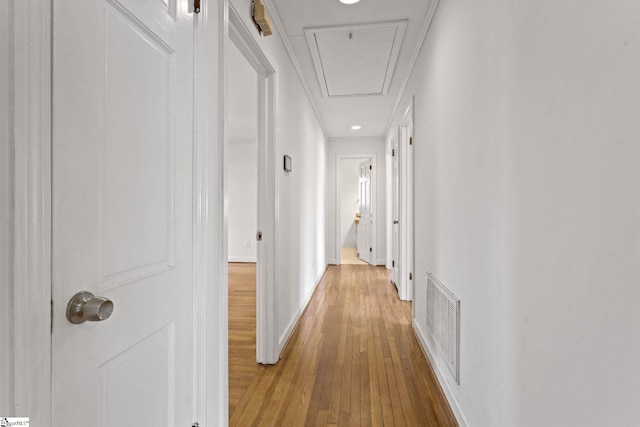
[227,38,258,263]
[338,159,360,247]
[388,1,640,425]
[0,0,12,412]
[327,138,386,265]
[230,0,328,353]
[228,142,258,262]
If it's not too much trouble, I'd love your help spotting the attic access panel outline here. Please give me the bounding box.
[305,20,407,98]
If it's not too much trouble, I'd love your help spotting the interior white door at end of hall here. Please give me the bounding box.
[357,159,372,265]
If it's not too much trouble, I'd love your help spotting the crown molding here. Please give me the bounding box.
[384,0,440,137]
[262,0,330,140]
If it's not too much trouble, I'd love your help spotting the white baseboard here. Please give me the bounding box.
[278,264,329,354]
[413,319,471,427]
[376,259,386,266]
[327,258,338,265]
[228,257,257,263]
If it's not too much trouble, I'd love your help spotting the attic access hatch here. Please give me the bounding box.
[305,21,407,97]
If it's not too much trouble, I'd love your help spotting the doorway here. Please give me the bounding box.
[227,41,258,263]
[227,3,278,365]
[337,158,366,265]
[226,35,260,413]
[335,154,377,266]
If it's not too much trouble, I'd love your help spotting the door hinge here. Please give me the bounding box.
[410,137,413,145]
[194,0,200,13]
[369,247,372,252]
[392,148,395,157]
[392,260,395,267]
[256,231,263,241]
[369,165,372,170]
[409,272,413,280]
[51,299,54,333]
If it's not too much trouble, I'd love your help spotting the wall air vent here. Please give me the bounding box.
[426,272,460,384]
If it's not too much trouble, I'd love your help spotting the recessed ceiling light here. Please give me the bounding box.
[350,125,362,130]
[339,0,360,4]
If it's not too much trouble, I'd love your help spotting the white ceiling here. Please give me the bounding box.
[267,0,435,138]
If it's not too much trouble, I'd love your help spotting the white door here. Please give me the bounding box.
[358,160,372,265]
[391,140,399,287]
[397,123,414,301]
[406,128,414,301]
[52,0,195,425]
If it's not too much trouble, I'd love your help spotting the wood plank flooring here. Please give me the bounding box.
[228,263,458,426]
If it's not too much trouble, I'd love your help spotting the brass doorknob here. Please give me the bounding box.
[66,291,114,324]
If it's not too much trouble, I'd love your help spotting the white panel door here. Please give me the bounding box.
[358,160,372,265]
[391,140,399,287]
[397,124,414,301]
[52,0,195,425]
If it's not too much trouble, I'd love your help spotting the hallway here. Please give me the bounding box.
[228,263,457,426]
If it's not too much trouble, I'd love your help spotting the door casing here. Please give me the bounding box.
[228,2,279,364]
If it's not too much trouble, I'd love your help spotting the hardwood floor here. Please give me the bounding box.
[228,263,458,426]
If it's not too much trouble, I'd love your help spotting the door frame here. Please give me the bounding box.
[397,99,414,301]
[10,1,227,425]
[335,154,377,266]
[10,0,52,422]
[227,3,279,365]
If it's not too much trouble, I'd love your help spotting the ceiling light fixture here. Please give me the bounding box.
[339,0,361,4]
[350,125,362,130]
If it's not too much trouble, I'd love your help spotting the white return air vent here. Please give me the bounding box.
[426,272,460,384]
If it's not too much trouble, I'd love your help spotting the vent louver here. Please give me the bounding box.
[426,272,460,384]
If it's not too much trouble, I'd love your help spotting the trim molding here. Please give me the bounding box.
[12,0,52,423]
[262,0,329,139]
[414,320,471,427]
[384,0,440,137]
[193,1,229,425]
